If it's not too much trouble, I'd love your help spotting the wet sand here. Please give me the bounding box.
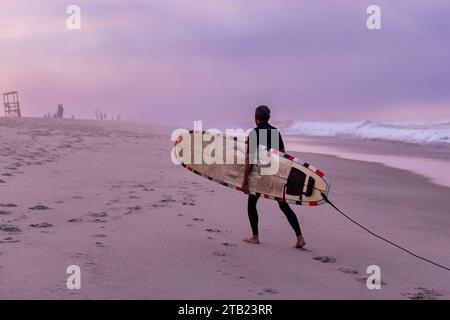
[0,118,449,299]
[285,135,450,188]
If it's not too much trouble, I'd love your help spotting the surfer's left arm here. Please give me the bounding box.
[278,130,286,153]
[243,129,257,194]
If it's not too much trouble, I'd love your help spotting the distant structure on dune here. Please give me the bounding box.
[95,108,106,120]
[3,91,21,118]
[44,104,64,119]
[94,108,121,121]
[55,104,64,118]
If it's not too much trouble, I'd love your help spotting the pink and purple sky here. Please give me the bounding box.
[1,0,449,127]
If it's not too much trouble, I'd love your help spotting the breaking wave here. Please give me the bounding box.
[285,119,450,145]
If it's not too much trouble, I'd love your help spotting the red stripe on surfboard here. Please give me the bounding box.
[181,160,325,207]
[315,169,324,178]
[287,155,295,161]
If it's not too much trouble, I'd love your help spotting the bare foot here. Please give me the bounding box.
[243,235,260,244]
[295,235,306,248]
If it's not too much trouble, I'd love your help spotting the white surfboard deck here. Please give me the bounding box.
[173,131,330,206]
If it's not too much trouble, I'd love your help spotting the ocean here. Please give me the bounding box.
[285,119,450,145]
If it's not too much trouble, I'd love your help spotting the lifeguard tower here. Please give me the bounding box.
[3,91,21,118]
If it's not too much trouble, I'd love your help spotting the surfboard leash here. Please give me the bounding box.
[320,192,450,272]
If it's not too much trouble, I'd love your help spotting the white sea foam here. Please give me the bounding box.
[286,119,450,145]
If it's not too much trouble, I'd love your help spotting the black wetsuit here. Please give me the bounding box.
[247,122,302,237]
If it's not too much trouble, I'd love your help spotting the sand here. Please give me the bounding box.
[0,117,449,299]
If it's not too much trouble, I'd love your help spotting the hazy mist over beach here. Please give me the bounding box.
[1,0,450,126]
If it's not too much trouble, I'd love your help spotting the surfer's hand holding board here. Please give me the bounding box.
[242,180,250,195]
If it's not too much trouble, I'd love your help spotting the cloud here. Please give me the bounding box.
[1,0,449,125]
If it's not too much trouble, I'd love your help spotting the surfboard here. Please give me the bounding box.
[173,130,331,206]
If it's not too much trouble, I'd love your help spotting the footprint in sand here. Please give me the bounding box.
[68,218,83,223]
[92,234,107,238]
[212,250,227,257]
[29,204,50,210]
[0,203,17,208]
[0,210,12,215]
[132,184,154,192]
[149,203,164,209]
[258,288,278,296]
[356,277,387,286]
[192,218,204,222]
[205,228,221,234]
[182,201,195,206]
[127,205,142,211]
[401,287,443,300]
[89,212,108,218]
[29,222,53,228]
[0,237,20,243]
[2,173,13,177]
[313,256,337,263]
[221,242,237,248]
[149,197,176,209]
[160,196,176,204]
[88,212,108,223]
[123,205,141,215]
[338,268,359,275]
[0,224,21,233]
[0,179,6,184]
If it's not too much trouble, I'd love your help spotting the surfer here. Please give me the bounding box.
[242,105,306,248]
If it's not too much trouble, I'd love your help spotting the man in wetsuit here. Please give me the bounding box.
[242,105,306,248]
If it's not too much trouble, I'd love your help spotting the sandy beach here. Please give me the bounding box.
[0,118,449,299]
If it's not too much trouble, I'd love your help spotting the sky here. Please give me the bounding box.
[1,0,449,127]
